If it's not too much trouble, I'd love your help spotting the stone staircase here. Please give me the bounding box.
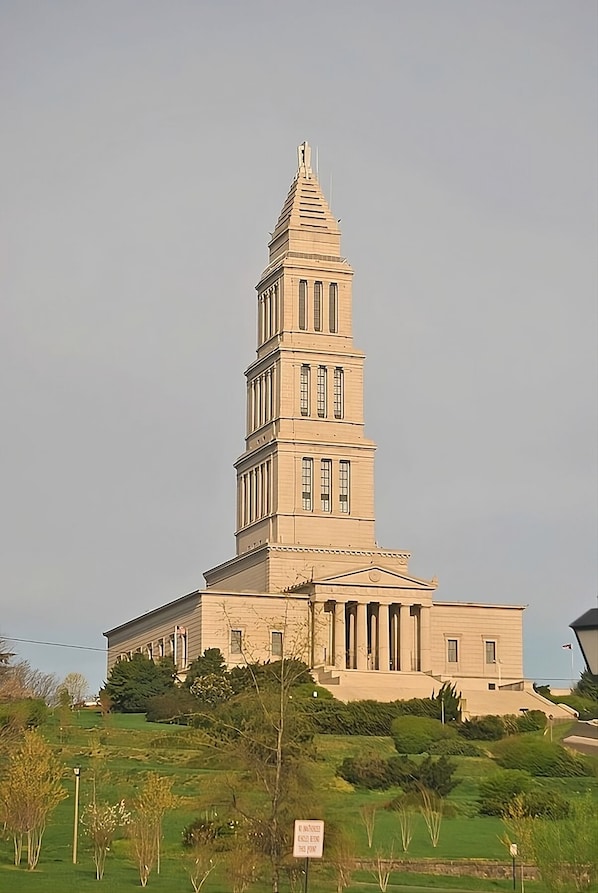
[312,666,575,720]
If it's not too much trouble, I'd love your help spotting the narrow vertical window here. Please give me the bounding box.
[317,366,327,418]
[329,283,338,332]
[302,457,313,511]
[334,367,344,419]
[321,459,331,512]
[231,630,243,654]
[300,365,310,416]
[485,641,497,663]
[271,631,283,657]
[299,280,307,330]
[339,460,350,513]
[447,639,458,663]
[314,281,322,331]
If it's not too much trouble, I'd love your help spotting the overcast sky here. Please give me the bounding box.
[1,1,596,696]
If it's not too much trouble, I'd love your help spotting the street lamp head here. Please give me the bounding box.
[73,767,81,777]
[570,608,598,676]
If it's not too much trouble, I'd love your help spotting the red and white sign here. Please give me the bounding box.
[293,820,324,859]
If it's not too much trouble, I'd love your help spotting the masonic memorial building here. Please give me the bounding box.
[105,143,563,718]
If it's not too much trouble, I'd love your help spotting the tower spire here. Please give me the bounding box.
[268,140,340,262]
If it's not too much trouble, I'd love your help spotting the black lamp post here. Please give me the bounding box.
[570,608,598,676]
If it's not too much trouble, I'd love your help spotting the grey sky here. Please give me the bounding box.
[1,1,596,694]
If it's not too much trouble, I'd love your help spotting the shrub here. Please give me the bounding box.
[0,698,48,730]
[145,689,197,722]
[336,756,392,789]
[521,788,570,819]
[428,737,482,756]
[459,715,505,740]
[478,769,534,815]
[337,753,457,796]
[514,710,547,733]
[493,736,593,777]
[391,715,456,754]
[405,755,458,797]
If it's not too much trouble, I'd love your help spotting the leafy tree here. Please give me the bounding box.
[433,681,461,722]
[203,651,318,891]
[0,728,67,868]
[129,773,177,884]
[574,668,598,702]
[103,654,176,712]
[184,648,227,688]
[190,673,233,706]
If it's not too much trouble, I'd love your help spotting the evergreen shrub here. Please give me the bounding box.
[493,736,593,777]
[390,715,456,753]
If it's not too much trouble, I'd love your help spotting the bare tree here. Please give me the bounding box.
[372,846,394,892]
[360,803,377,848]
[419,787,443,847]
[129,772,177,881]
[58,671,89,707]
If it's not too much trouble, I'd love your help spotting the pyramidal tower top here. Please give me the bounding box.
[268,141,341,262]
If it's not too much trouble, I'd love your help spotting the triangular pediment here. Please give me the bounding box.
[314,566,437,591]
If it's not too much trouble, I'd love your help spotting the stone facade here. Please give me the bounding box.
[104,144,571,719]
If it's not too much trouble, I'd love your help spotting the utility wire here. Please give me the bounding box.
[5,636,105,653]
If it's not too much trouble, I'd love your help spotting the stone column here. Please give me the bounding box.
[334,602,346,669]
[355,601,367,670]
[400,604,412,672]
[420,605,432,673]
[378,603,390,672]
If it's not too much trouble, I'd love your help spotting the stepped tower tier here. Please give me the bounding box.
[239,144,376,551]
[205,142,402,594]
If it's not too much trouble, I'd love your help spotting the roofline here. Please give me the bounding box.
[432,601,526,610]
[103,590,201,637]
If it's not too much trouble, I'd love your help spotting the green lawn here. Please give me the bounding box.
[0,713,595,892]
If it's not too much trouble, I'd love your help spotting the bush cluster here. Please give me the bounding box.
[0,698,48,730]
[478,769,571,818]
[493,736,593,777]
[390,716,456,753]
[459,711,546,740]
[336,753,457,796]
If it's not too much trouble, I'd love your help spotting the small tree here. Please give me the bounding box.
[82,799,130,879]
[419,787,443,847]
[58,671,89,707]
[129,772,176,880]
[359,803,377,848]
[0,728,67,869]
[372,846,394,892]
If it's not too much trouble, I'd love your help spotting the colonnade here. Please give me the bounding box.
[317,600,432,673]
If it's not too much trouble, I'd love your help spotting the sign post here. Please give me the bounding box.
[293,820,324,893]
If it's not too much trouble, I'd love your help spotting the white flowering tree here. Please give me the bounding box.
[81,799,130,879]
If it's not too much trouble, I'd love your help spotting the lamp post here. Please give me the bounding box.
[72,767,81,864]
[570,608,598,676]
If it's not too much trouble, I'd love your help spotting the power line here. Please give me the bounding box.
[5,636,105,653]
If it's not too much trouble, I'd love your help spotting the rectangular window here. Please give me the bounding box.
[485,640,497,663]
[321,459,331,512]
[317,366,327,417]
[339,460,350,513]
[329,283,338,332]
[334,367,344,419]
[302,457,313,511]
[299,280,307,330]
[314,281,322,331]
[271,631,283,657]
[300,365,310,416]
[447,639,458,663]
[230,629,243,654]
